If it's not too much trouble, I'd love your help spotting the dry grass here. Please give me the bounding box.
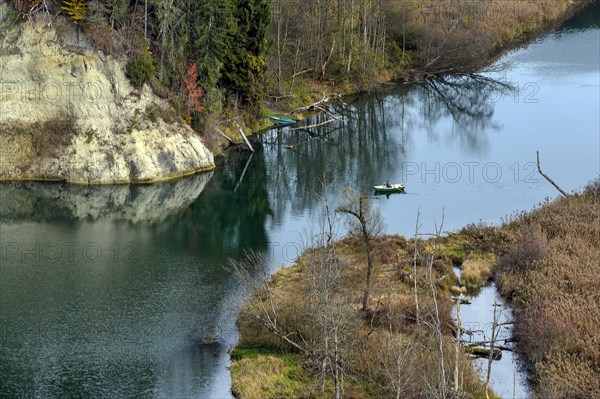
[460,254,495,290]
[0,114,78,160]
[386,0,592,72]
[233,182,600,398]
[233,234,495,398]
[230,348,319,399]
[495,183,600,398]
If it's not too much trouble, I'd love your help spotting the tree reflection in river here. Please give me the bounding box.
[258,74,510,219]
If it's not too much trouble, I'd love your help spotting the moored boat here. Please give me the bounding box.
[267,115,297,125]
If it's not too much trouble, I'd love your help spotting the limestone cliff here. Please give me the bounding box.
[0,3,215,184]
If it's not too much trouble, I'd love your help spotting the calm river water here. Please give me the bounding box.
[1,4,598,398]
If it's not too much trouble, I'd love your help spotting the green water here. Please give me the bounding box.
[1,3,599,398]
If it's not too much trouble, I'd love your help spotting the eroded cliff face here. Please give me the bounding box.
[0,4,215,184]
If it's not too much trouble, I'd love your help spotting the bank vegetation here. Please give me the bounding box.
[230,192,497,398]
[3,0,594,151]
[230,180,600,398]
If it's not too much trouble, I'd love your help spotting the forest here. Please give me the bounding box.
[5,0,590,143]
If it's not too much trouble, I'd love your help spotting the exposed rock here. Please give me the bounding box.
[0,5,215,184]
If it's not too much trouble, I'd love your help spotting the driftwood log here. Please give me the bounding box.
[464,346,502,360]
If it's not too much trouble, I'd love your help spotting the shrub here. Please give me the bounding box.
[127,41,155,89]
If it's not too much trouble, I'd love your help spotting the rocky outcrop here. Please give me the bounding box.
[0,4,215,184]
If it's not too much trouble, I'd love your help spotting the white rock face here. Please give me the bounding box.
[0,5,215,184]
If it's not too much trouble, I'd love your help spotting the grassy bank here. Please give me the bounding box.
[493,182,600,398]
[231,230,498,398]
[230,182,600,398]
[438,181,600,397]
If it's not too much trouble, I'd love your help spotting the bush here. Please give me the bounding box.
[127,43,155,89]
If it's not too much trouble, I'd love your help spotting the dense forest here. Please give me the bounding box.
[5,0,590,138]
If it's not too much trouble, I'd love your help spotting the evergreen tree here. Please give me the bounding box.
[190,0,236,92]
[62,0,88,24]
[221,0,270,116]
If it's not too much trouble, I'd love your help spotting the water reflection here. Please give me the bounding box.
[0,159,273,398]
[0,171,213,224]
[1,4,598,396]
[259,73,510,214]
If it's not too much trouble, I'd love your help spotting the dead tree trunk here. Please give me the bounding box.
[536,150,567,197]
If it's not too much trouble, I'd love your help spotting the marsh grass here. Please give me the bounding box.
[495,183,600,398]
[460,253,496,291]
[233,234,494,398]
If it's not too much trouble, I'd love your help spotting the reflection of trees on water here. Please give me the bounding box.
[259,95,410,219]
[402,75,509,154]
[168,150,273,260]
[258,76,508,223]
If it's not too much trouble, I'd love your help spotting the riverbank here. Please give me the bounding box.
[1,0,593,181]
[231,234,496,398]
[256,0,595,116]
[230,181,600,398]
[494,181,600,397]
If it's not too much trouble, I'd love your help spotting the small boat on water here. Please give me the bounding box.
[267,115,297,125]
[373,183,405,194]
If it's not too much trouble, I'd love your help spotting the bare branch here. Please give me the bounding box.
[536,150,568,197]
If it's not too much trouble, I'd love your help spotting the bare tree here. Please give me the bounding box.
[453,286,467,394]
[229,250,309,353]
[422,209,449,398]
[413,209,421,323]
[336,189,384,312]
[232,181,359,398]
[485,301,502,399]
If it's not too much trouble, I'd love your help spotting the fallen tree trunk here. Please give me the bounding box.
[290,93,343,115]
[465,346,502,360]
[236,124,254,153]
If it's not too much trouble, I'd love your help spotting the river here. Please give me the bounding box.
[1,4,598,398]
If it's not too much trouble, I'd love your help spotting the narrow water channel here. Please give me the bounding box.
[0,4,598,398]
[454,268,528,398]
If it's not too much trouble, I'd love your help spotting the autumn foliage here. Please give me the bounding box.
[183,63,205,116]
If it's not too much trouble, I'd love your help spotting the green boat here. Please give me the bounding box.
[373,183,405,194]
[267,115,297,125]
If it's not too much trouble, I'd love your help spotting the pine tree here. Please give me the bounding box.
[190,0,236,91]
[61,0,88,24]
[221,0,270,116]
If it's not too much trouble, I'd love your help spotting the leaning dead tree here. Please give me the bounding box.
[289,94,346,129]
[536,150,568,197]
[282,94,348,151]
[291,93,344,115]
